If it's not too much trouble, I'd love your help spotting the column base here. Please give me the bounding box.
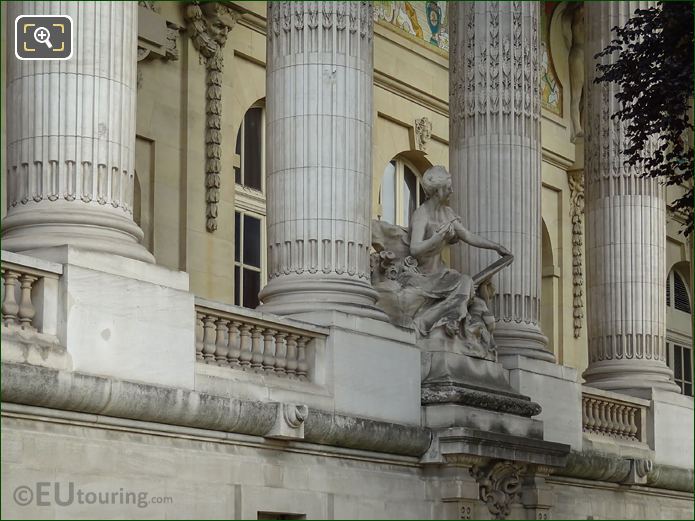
[1,202,154,264]
[494,322,555,363]
[258,275,388,321]
[582,359,681,394]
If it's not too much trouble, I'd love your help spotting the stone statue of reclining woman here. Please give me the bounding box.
[371,165,513,360]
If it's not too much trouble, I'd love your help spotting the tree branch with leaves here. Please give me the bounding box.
[593,1,694,236]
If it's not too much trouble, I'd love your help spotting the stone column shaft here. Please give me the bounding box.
[583,1,678,392]
[449,1,551,361]
[3,2,153,263]
[259,2,383,319]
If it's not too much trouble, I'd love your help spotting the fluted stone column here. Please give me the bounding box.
[3,2,153,264]
[583,2,678,392]
[259,2,383,319]
[449,2,552,361]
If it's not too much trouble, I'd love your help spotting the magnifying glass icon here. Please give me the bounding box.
[34,26,53,49]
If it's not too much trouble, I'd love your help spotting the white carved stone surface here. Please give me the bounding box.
[582,1,678,393]
[2,2,153,264]
[259,2,384,319]
[448,2,551,362]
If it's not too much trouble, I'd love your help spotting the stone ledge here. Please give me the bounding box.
[558,450,694,493]
[422,426,570,468]
[1,362,430,457]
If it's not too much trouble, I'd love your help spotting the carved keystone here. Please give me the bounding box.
[265,403,309,440]
[623,458,653,485]
[470,461,526,520]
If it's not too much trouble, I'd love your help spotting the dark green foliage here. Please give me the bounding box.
[594,1,694,236]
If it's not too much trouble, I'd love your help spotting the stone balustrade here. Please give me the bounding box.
[581,388,649,444]
[194,298,328,383]
[1,251,62,339]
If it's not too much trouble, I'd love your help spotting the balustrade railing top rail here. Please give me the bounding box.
[581,387,650,444]
[194,297,329,382]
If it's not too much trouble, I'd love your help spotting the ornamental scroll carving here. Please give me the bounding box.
[568,170,584,338]
[470,461,526,520]
[184,1,240,232]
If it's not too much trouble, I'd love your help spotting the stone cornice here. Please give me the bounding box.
[1,362,431,458]
[557,450,694,493]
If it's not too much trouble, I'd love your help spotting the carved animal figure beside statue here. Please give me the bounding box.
[371,166,513,361]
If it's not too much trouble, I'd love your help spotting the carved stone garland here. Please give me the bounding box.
[184,2,240,232]
[568,170,584,338]
[414,117,432,152]
[470,461,526,520]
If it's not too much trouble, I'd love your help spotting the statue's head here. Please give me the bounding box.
[422,165,453,203]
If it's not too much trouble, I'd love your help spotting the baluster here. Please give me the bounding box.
[614,404,623,438]
[581,398,589,432]
[202,314,217,363]
[286,334,299,379]
[214,318,230,366]
[296,336,310,381]
[0,269,4,313]
[609,403,619,436]
[628,407,639,440]
[622,408,630,438]
[2,270,20,326]
[17,274,38,330]
[274,332,288,376]
[238,324,253,370]
[251,326,264,372]
[597,401,607,435]
[228,321,242,367]
[195,312,205,361]
[586,399,596,433]
[263,329,277,374]
[613,404,624,438]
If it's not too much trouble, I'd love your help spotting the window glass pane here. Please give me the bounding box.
[243,107,263,191]
[235,212,241,262]
[243,215,261,268]
[234,266,240,306]
[674,273,691,313]
[674,345,683,380]
[684,347,692,382]
[243,269,261,309]
[684,383,692,396]
[380,161,396,224]
[403,165,418,226]
[235,125,242,184]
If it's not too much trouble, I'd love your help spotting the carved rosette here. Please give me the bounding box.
[471,461,526,520]
[568,170,584,338]
[184,2,240,232]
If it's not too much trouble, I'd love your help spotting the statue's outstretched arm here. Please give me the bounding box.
[453,220,512,257]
